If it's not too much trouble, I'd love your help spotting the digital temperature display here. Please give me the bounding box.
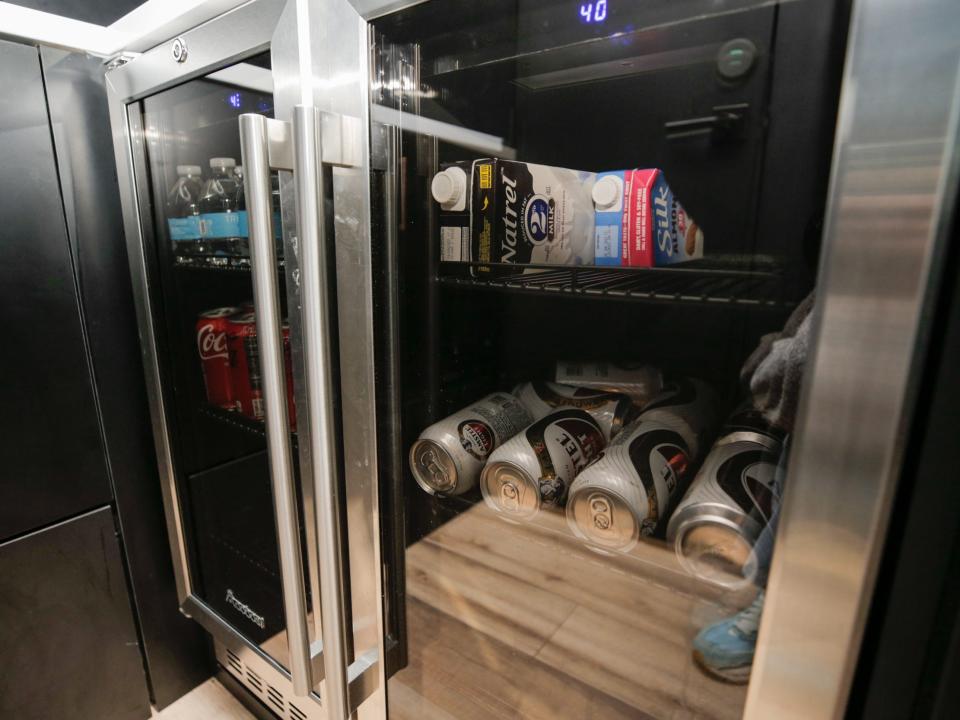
[579,0,608,24]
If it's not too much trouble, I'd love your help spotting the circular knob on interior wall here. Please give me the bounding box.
[172,37,189,64]
[717,38,757,81]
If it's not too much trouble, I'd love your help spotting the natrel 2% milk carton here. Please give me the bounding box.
[593,168,704,267]
[432,158,596,274]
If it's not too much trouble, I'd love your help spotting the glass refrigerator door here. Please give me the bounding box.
[110,1,385,716]
[130,50,313,668]
[363,0,960,718]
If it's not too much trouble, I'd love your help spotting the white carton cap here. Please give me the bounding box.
[592,176,623,211]
[210,157,236,168]
[431,167,467,209]
[177,165,202,176]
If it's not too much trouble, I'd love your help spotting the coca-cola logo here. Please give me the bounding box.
[197,323,228,360]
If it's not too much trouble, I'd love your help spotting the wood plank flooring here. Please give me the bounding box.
[152,679,254,720]
[389,503,752,720]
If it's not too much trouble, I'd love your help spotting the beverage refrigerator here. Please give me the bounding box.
[104,0,960,719]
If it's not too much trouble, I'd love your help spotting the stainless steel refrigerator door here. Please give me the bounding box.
[746,0,960,716]
[106,1,386,717]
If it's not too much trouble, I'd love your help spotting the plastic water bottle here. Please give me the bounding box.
[166,165,203,263]
[199,157,241,265]
[234,165,251,265]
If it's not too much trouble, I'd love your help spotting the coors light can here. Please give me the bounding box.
[409,392,532,496]
[512,381,635,441]
[480,409,606,521]
[566,416,694,553]
[666,407,785,589]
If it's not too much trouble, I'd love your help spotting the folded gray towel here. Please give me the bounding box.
[741,292,815,433]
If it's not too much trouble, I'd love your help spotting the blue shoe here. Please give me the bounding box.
[692,591,764,684]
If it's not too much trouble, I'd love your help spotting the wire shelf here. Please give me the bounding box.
[436,259,797,308]
[198,403,297,443]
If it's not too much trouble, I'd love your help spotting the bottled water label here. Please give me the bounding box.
[168,216,202,241]
[200,211,246,239]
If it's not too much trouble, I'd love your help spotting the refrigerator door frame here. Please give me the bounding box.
[105,0,387,716]
[745,0,960,717]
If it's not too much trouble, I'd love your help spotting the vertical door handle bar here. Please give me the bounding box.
[293,104,352,720]
[239,113,313,697]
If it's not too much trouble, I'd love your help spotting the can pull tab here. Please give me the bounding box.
[499,481,521,513]
[421,449,451,491]
[588,493,614,532]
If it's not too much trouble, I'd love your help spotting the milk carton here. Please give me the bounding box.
[593,169,703,267]
[432,159,596,274]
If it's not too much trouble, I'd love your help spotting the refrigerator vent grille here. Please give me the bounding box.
[245,669,263,691]
[267,685,285,712]
[215,640,323,720]
[226,649,243,675]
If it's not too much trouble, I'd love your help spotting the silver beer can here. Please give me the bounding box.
[409,392,532,496]
[566,417,694,552]
[666,408,784,588]
[480,408,606,521]
[512,380,635,440]
[636,377,719,460]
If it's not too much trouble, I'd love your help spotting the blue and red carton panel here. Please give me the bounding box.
[594,168,703,267]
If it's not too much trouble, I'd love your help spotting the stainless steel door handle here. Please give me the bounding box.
[293,104,352,720]
[239,113,313,697]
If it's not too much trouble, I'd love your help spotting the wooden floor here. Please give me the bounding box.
[389,503,753,720]
[152,679,254,720]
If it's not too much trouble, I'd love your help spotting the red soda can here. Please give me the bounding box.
[227,312,264,420]
[196,307,238,409]
[282,321,297,431]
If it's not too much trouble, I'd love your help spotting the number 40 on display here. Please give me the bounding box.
[579,0,608,24]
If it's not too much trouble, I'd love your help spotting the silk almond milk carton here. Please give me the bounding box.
[593,168,704,267]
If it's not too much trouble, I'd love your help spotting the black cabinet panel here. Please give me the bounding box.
[0,507,150,720]
[41,47,211,709]
[0,39,110,540]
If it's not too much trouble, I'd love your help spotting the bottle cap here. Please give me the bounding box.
[177,165,202,176]
[431,168,465,207]
[592,176,622,210]
[210,157,236,168]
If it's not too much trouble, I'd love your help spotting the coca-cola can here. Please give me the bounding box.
[666,407,785,589]
[196,307,238,409]
[566,416,693,552]
[512,381,636,440]
[227,312,264,420]
[282,321,296,431]
[480,408,606,521]
[409,392,532,496]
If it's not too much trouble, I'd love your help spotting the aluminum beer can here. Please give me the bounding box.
[480,408,606,521]
[227,312,264,420]
[666,407,785,588]
[512,381,635,440]
[566,416,694,552]
[636,377,719,460]
[409,392,532,496]
[196,307,238,409]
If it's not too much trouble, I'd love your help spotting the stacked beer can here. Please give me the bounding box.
[409,363,785,590]
[195,305,296,430]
